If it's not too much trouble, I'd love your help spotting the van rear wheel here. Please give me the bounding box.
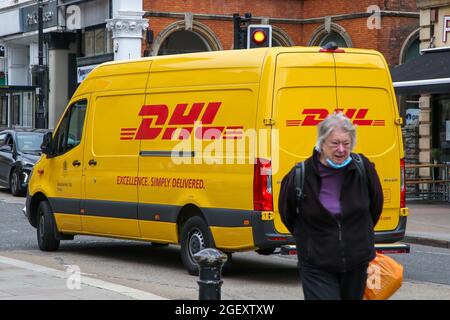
[180,216,213,275]
[36,201,60,251]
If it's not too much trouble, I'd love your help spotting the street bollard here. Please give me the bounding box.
[193,248,228,300]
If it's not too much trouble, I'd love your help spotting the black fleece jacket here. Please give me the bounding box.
[278,150,383,272]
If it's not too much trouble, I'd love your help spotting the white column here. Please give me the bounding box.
[107,0,148,61]
[48,49,69,129]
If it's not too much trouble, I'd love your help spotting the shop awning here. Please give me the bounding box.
[391,48,450,95]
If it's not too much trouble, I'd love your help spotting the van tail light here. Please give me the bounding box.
[400,158,406,208]
[253,158,273,211]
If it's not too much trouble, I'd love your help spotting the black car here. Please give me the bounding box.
[0,129,49,196]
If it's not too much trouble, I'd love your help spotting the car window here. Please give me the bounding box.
[53,99,87,156]
[16,133,44,153]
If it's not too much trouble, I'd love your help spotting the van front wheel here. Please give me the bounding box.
[180,216,213,275]
[36,201,60,251]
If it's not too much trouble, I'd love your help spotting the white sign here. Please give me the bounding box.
[77,64,98,83]
[443,16,450,43]
[446,120,450,141]
[405,109,420,126]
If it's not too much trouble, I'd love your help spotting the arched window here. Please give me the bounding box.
[151,21,222,56]
[271,26,294,47]
[319,31,348,48]
[399,29,420,64]
[158,30,209,56]
[308,23,352,48]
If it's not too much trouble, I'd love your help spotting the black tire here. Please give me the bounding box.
[10,168,24,197]
[256,248,276,255]
[36,201,60,251]
[180,216,214,275]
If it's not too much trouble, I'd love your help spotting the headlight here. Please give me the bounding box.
[22,161,34,169]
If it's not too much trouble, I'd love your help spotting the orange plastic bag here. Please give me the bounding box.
[364,253,403,300]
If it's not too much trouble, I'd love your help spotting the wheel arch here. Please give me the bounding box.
[29,192,52,228]
[176,203,214,245]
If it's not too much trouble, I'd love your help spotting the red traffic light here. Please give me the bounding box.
[252,30,267,44]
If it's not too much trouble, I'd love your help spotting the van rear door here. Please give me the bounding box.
[334,51,403,232]
[271,52,337,234]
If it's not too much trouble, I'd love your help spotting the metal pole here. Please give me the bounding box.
[36,0,45,129]
[233,14,241,50]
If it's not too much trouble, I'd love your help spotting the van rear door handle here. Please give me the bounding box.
[88,159,97,166]
[72,160,81,167]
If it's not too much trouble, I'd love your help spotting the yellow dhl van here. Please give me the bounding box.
[25,46,409,275]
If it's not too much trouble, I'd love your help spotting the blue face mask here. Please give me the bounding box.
[326,156,352,169]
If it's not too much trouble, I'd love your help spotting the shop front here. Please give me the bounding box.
[0,85,36,130]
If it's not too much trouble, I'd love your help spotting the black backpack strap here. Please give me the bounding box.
[294,161,305,206]
[351,153,367,185]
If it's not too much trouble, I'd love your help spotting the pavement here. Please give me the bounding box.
[0,192,449,300]
[0,255,166,300]
[404,200,450,249]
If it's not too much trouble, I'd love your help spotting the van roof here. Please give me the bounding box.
[87,46,381,79]
[74,46,383,96]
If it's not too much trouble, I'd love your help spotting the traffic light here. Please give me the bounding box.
[247,25,272,48]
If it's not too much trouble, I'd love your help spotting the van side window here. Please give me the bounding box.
[53,99,87,156]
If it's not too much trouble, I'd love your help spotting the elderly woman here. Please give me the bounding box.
[279,112,383,300]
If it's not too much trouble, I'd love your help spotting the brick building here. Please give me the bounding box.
[392,0,450,168]
[143,0,419,66]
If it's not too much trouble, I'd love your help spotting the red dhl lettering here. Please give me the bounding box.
[120,102,244,140]
[286,108,385,127]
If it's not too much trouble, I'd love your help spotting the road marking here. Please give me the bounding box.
[0,255,167,300]
[415,250,450,257]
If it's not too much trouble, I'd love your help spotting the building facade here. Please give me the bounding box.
[0,0,147,130]
[0,0,420,130]
[143,0,419,66]
[392,0,450,166]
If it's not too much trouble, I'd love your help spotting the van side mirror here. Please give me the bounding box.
[41,132,53,156]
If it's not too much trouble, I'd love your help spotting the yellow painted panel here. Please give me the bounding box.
[139,221,178,243]
[81,216,140,238]
[138,87,257,210]
[375,208,400,231]
[54,213,82,233]
[210,226,254,251]
[149,50,265,88]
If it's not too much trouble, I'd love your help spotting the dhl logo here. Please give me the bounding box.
[120,102,244,140]
[286,108,385,127]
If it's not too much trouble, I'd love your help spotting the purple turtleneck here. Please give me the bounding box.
[317,161,346,216]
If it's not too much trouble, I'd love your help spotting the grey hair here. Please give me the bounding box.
[314,112,357,153]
